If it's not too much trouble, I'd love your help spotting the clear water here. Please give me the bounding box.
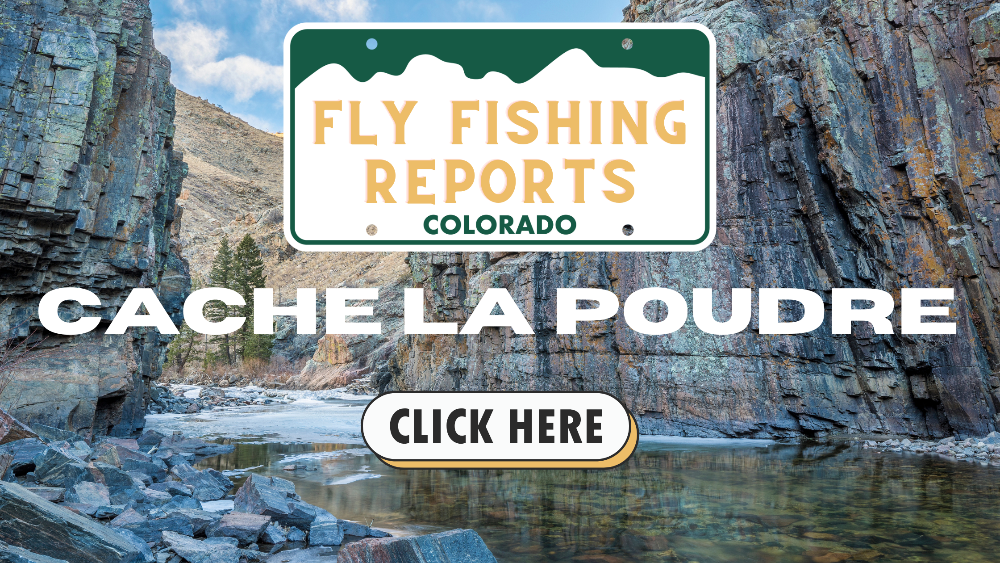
[195,438,1000,562]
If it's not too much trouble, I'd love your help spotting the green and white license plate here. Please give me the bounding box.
[284,24,715,251]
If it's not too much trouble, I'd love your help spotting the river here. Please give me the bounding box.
[147,389,1000,562]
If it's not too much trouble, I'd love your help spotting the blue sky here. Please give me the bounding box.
[150,1,625,133]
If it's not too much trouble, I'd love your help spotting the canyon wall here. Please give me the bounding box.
[0,0,188,437]
[381,0,1000,438]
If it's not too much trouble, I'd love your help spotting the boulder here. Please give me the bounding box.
[170,465,230,501]
[119,515,194,543]
[109,529,154,563]
[0,439,47,475]
[109,487,148,507]
[48,441,92,462]
[109,508,148,528]
[0,482,142,562]
[206,512,270,547]
[340,521,391,539]
[0,410,36,446]
[89,463,140,494]
[238,549,267,563]
[120,459,166,483]
[137,430,164,449]
[203,469,231,490]
[337,529,497,563]
[282,499,320,529]
[22,487,63,502]
[252,475,296,497]
[308,511,343,547]
[150,482,193,497]
[156,495,202,513]
[161,531,241,563]
[94,505,125,519]
[231,475,323,529]
[259,523,286,545]
[0,456,13,482]
[165,508,220,536]
[62,503,100,517]
[126,471,152,487]
[103,438,139,451]
[115,448,153,464]
[90,444,122,467]
[203,537,239,547]
[65,482,111,506]
[158,436,234,461]
[342,521,370,538]
[29,425,78,444]
[0,540,67,563]
[232,474,294,519]
[162,453,193,468]
[31,450,93,489]
[286,527,307,543]
[143,489,173,505]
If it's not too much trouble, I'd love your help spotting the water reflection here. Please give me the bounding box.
[197,440,1000,562]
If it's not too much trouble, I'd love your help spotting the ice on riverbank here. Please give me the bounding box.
[147,386,372,444]
[280,449,370,465]
[325,473,382,486]
[638,436,775,447]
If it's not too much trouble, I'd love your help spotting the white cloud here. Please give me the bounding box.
[290,0,371,21]
[156,22,225,69]
[172,0,197,16]
[456,0,507,20]
[155,22,281,102]
[257,0,370,30]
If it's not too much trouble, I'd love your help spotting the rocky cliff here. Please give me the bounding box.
[0,0,188,437]
[381,0,1000,439]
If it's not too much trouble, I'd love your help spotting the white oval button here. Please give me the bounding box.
[362,392,636,469]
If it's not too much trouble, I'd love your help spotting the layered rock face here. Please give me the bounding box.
[383,1,1000,438]
[0,0,188,436]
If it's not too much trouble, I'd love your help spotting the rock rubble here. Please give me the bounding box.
[146,386,289,415]
[0,411,496,562]
[862,431,1000,463]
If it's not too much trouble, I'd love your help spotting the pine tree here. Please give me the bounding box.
[232,234,272,361]
[207,237,235,364]
[166,321,199,375]
[166,278,203,374]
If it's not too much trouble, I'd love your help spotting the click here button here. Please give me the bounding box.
[361,392,637,469]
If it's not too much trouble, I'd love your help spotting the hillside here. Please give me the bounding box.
[170,91,409,386]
